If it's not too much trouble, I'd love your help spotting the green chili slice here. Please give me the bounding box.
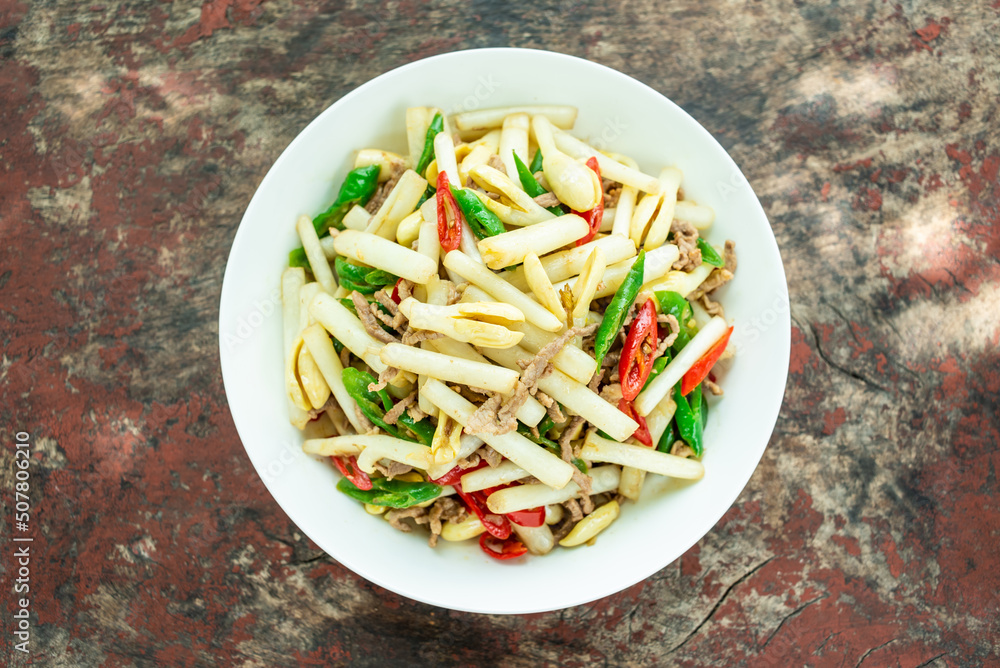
[513,153,563,216]
[696,238,724,268]
[451,186,506,238]
[397,413,436,447]
[337,477,441,508]
[593,250,645,366]
[313,165,381,236]
[335,257,399,295]
[656,419,678,454]
[517,422,560,451]
[535,415,555,439]
[341,367,400,437]
[341,367,434,444]
[415,112,444,176]
[514,152,545,197]
[343,367,391,411]
[364,269,398,288]
[672,382,704,457]
[528,148,544,175]
[288,246,310,269]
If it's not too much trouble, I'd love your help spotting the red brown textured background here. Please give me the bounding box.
[1,1,998,666]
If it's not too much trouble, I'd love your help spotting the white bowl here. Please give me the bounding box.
[219,48,789,614]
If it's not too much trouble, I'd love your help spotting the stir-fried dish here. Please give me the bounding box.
[282,105,736,559]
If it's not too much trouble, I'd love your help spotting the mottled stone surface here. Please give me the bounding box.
[2,0,998,665]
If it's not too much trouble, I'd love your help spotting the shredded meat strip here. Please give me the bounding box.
[383,392,416,425]
[371,304,399,330]
[351,291,398,344]
[483,324,597,434]
[704,378,724,396]
[463,393,509,435]
[599,383,623,403]
[446,281,463,305]
[374,288,407,330]
[689,268,733,302]
[307,396,338,420]
[456,452,481,469]
[519,324,598,389]
[397,279,414,302]
[374,460,413,480]
[384,506,424,533]
[368,365,398,393]
[536,392,567,423]
[655,313,679,357]
[400,326,442,346]
[365,161,405,214]
[427,497,466,547]
[495,381,528,429]
[406,403,428,422]
[487,153,507,175]
[563,498,584,523]
[551,516,575,542]
[599,383,623,404]
[481,445,503,468]
[533,192,560,208]
[670,441,696,459]
[603,179,622,209]
[670,219,702,272]
[699,294,725,317]
[587,368,604,393]
[558,416,585,463]
[723,239,737,274]
[354,405,377,434]
[689,240,737,316]
[573,469,594,515]
[600,348,621,369]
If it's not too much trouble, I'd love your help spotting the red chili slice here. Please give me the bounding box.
[454,483,511,540]
[479,533,528,560]
[681,325,734,396]
[507,506,545,528]
[476,482,544,528]
[436,171,462,252]
[573,157,604,247]
[618,398,653,447]
[390,278,404,304]
[331,455,372,490]
[620,299,659,402]
[428,459,489,487]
